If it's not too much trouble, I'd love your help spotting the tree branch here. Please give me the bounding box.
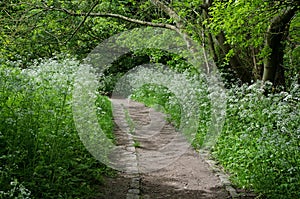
[40,5,179,32]
[64,1,99,44]
[150,0,184,28]
[150,0,212,73]
[263,7,297,85]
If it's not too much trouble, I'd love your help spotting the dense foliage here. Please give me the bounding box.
[214,82,300,198]
[1,0,299,85]
[1,0,299,198]
[132,77,300,199]
[208,0,300,85]
[0,58,114,198]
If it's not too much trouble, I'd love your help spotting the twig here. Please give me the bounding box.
[41,5,179,32]
[64,1,99,44]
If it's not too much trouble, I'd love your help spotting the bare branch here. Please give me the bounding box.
[64,1,99,44]
[150,0,208,71]
[40,5,180,33]
[150,0,184,28]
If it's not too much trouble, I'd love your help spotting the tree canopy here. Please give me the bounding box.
[1,1,300,198]
[1,0,299,86]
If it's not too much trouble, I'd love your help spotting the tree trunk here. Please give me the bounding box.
[202,0,218,63]
[216,32,253,83]
[252,47,264,81]
[263,7,297,86]
[203,0,253,83]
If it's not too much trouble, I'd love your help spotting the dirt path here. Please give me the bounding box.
[98,99,252,199]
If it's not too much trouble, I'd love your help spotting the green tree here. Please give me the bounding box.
[1,0,299,87]
[209,0,300,86]
[0,1,128,64]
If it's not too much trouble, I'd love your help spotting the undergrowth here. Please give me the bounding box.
[0,58,114,199]
[2,55,299,198]
[131,67,300,198]
[213,82,300,199]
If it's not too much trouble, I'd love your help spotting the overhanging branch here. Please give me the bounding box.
[150,0,211,73]
[65,1,99,44]
[150,0,184,28]
[40,5,180,33]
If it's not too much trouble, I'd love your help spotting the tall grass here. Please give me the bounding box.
[0,58,114,198]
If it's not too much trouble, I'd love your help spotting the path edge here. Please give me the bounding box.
[199,149,239,199]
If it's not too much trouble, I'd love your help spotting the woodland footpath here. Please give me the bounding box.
[1,1,299,198]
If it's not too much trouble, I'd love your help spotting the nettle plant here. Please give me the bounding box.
[0,57,113,198]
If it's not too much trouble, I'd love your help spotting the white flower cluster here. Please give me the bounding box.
[113,64,226,145]
[24,57,80,95]
[0,179,31,199]
[72,64,114,166]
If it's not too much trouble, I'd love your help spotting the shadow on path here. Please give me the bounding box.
[97,99,256,199]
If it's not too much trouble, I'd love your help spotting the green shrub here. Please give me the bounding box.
[131,84,181,125]
[213,82,300,199]
[0,58,114,199]
[131,69,300,198]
